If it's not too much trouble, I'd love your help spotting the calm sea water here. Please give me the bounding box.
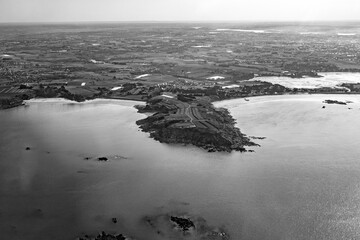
[1,96,360,240]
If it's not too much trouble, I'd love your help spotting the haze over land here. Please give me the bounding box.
[1,0,360,22]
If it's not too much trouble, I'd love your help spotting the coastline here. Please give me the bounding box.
[24,97,146,105]
[4,91,360,111]
[134,93,360,153]
[2,71,360,111]
[214,94,360,109]
[3,83,360,153]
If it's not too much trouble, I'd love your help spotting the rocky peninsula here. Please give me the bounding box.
[136,95,258,152]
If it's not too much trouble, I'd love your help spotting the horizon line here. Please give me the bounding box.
[1,19,360,25]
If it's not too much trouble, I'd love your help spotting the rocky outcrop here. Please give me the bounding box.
[0,96,25,109]
[79,231,126,240]
[170,216,195,231]
[143,212,229,239]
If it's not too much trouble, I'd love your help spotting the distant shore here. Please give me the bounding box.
[3,90,360,111]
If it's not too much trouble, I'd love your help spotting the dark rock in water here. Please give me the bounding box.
[84,157,91,160]
[250,136,266,140]
[170,216,195,231]
[111,217,117,223]
[322,106,326,109]
[323,99,347,105]
[96,232,126,240]
[79,235,90,240]
[144,216,156,228]
[79,231,126,240]
[26,147,31,150]
[98,157,108,161]
[143,212,229,239]
[207,148,216,153]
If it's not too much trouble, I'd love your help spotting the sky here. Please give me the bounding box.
[0,0,360,23]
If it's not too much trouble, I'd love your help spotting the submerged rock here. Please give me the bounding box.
[170,216,195,231]
[323,99,347,105]
[249,136,266,140]
[143,212,229,239]
[79,231,126,240]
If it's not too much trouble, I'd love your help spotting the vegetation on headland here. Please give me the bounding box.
[0,85,101,109]
[136,95,258,152]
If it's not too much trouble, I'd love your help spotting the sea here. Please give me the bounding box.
[1,95,360,240]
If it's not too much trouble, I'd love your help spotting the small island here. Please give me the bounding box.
[136,95,258,152]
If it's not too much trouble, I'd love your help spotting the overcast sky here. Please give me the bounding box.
[0,0,360,23]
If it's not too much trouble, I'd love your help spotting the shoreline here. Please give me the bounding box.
[4,91,360,110]
[214,93,360,107]
[24,97,146,105]
[2,71,360,111]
